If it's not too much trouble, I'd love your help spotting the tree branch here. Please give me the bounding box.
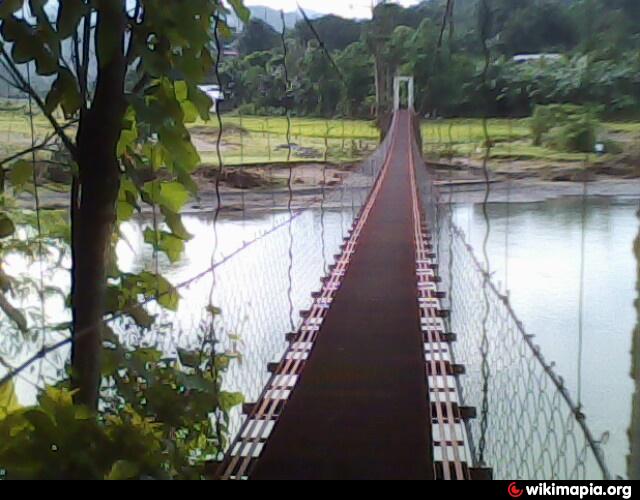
[0,120,78,168]
[0,47,78,160]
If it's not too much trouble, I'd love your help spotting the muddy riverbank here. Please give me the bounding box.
[16,159,640,213]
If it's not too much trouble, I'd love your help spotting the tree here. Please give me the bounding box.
[0,0,250,409]
[238,18,280,56]
[293,15,363,52]
[337,41,374,117]
[499,1,577,55]
[286,40,340,117]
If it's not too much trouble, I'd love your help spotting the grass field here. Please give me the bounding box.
[193,114,640,167]
[422,118,640,164]
[0,102,58,159]
[1,100,639,171]
[0,104,381,168]
[189,114,380,166]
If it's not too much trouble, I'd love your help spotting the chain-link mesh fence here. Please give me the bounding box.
[414,148,612,479]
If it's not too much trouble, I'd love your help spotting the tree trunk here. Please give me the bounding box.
[71,2,127,409]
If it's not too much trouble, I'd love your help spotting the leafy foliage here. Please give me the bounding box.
[0,380,20,419]
[224,0,640,119]
[0,0,252,340]
[0,0,250,479]
[238,19,281,56]
[0,326,243,480]
[530,104,599,153]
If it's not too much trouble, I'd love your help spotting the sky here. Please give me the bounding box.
[243,1,422,20]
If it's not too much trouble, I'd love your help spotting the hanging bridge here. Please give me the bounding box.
[0,78,615,481]
[210,104,611,480]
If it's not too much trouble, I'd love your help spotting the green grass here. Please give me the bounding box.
[221,115,380,140]
[602,122,640,134]
[421,118,640,163]
[190,114,380,167]
[0,100,70,161]
[1,102,638,171]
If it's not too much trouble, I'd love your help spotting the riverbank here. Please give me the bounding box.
[430,159,640,204]
[17,158,640,213]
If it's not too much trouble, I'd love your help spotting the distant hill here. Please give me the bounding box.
[228,5,323,32]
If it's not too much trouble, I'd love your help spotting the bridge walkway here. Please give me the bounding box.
[251,110,432,480]
[219,110,475,480]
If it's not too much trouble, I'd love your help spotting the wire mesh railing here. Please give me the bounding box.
[415,147,612,479]
[0,111,395,448]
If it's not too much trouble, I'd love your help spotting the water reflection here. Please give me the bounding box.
[451,196,640,478]
[478,153,492,466]
[3,183,637,477]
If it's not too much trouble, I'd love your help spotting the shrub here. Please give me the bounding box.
[530,104,600,153]
[0,324,243,480]
[236,102,257,115]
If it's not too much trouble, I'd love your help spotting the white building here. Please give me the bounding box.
[513,54,563,64]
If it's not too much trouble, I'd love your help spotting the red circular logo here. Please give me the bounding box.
[508,482,524,498]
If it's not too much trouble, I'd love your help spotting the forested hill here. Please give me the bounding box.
[222,0,640,119]
[227,5,322,32]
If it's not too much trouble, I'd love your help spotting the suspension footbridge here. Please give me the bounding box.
[213,100,610,480]
[0,77,615,481]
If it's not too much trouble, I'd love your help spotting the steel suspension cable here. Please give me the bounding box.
[477,0,494,466]
[279,10,296,333]
[213,11,225,211]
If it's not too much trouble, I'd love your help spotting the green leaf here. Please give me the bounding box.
[57,0,89,39]
[106,460,139,481]
[117,127,138,158]
[0,213,15,238]
[163,210,192,241]
[174,80,189,102]
[1,16,59,76]
[228,0,251,24]
[128,305,155,329]
[45,68,82,117]
[38,387,75,413]
[177,349,200,369]
[117,178,140,222]
[187,83,213,121]
[150,144,164,171]
[8,160,33,192]
[219,392,244,412]
[0,291,27,332]
[143,228,185,263]
[0,380,20,419]
[0,0,20,18]
[206,305,222,317]
[117,200,135,222]
[158,182,190,213]
[154,276,180,311]
[133,272,180,311]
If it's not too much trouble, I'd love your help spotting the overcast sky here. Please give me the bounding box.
[243,1,422,20]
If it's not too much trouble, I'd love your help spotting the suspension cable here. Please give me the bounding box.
[577,158,588,410]
[297,4,345,83]
[212,12,225,211]
[281,10,296,332]
[477,0,494,466]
